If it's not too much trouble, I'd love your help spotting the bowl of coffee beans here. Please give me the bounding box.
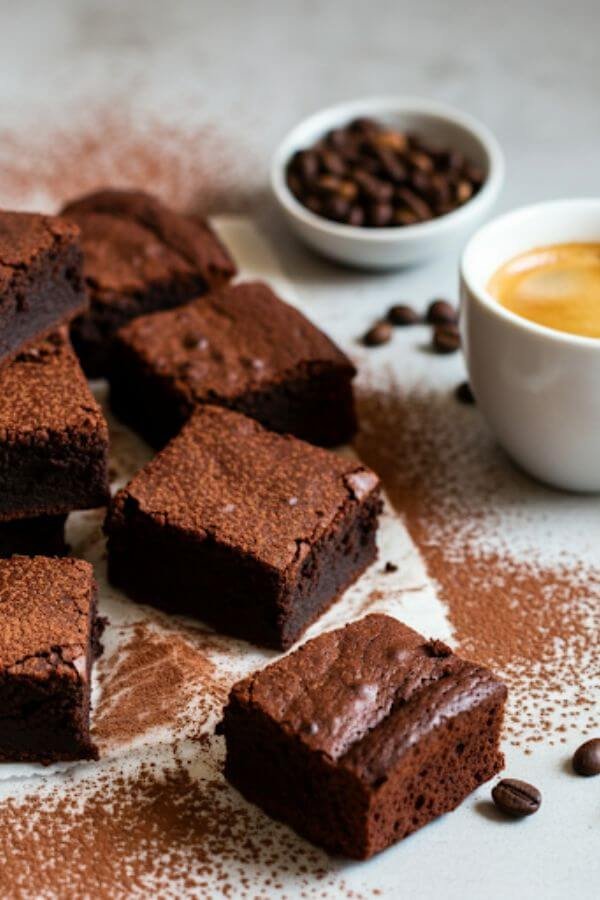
[271,96,504,269]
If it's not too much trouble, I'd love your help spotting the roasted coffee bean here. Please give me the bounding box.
[408,150,435,173]
[374,147,408,182]
[492,779,541,817]
[354,170,394,202]
[396,187,432,221]
[316,174,346,195]
[326,195,351,221]
[292,149,320,183]
[368,202,394,227]
[426,299,458,325]
[304,195,322,216]
[572,739,600,776]
[387,304,421,326]
[410,170,431,196]
[456,179,474,204]
[363,321,392,347]
[455,381,475,404]
[319,149,347,176]
[336,180,359,201]
[349,116,380,134]
[348,206,365,227]
[287,173,303,198]
[432,324,460,354]
[394,208,419,226]
[463,163,485,186]
[373,129,409,154]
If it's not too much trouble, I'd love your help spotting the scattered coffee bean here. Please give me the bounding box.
[426,299,458,325]
[432,324,460,354]
[384,561,399,573]
[363,321,392,347]
[572,738,600,776]
[387,303,421,326]
[286,118,486,228]
[455,381,475,404]
[492,779,541,817]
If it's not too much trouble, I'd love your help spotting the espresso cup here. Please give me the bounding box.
[460,198,600,492]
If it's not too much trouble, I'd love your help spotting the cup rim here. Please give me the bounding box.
[461,197,600,349]
[270,95,505,244]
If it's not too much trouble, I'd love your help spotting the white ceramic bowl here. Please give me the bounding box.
[461,198,600,492]
[271,96,505,269]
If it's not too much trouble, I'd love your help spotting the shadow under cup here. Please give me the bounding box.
[460,198,600,493]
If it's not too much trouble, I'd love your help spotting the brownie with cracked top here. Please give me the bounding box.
[0,328,109,522]
[0,556,103,763]
[108,280,357,448]
[61,189,236,375]
[221,613,507,858]
[105,405,381,649]
[0,209,87,368]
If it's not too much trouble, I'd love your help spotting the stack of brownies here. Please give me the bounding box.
[0,189,506,859]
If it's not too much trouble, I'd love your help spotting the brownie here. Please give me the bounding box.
[105,405,381,649]
[0,210,87,368]
[0,515,67,558]
[0,329,110,521]
[0,556,103,763]
[108,280,357,448]
[221,613,507,858]
[61,189,236,375]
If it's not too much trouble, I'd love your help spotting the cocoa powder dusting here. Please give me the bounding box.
[93,619,229,748]
[355,381,599,746]
[0,759,364,899]
[0,106,259,216]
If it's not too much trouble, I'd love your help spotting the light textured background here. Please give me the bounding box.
[0,3,598,899]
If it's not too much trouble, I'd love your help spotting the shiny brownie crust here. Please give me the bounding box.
[221,614,507,858]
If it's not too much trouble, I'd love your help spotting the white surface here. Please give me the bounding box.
[271,96,505,268]
[461,198,600,490]
[0,3,598,896]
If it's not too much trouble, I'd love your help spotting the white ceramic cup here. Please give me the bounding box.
[460,198,600,492]
[271,96,504,269]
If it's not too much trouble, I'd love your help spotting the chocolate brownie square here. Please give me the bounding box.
[221,613,507,858]
[108,280,357,448]
[0,329,109,521]
[61,189,236,375]
[0,556,103,763]
[0,515,67,558]
[0,210,86,368]
[105,406,381,649]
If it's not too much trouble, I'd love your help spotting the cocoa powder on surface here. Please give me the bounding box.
[355,381,599,747]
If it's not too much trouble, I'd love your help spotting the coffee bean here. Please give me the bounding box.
[396,187,432,221]
[319,149,347,176]
[368,202,394,227]
[349,116,380,134]
[292,149,320,183]
[354,170,394,202]
[432,324,460,354]
[456,179,474,204]
[348,206,365,227]
[572,738,600,776]
[394,208,419,226]
[316,174,346,195]
[455,381,475,404]
[387,304,421,326]
[492,779,541,817]
[373,129,409,153]
[326,195,351,221]
[426,299,458,325]
[363,321,392,347]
